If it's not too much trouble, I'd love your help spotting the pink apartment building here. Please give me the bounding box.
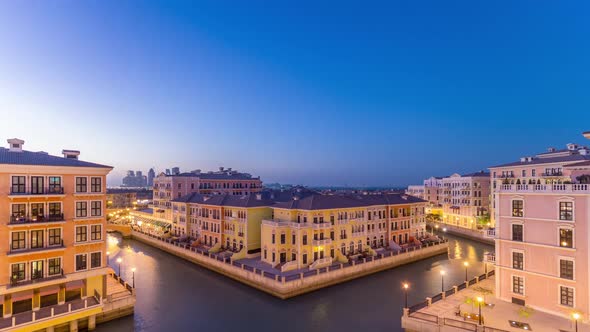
[423,176,444,207]
[152,167,262,219]
[441,171,491,229]
[490,136,590,320]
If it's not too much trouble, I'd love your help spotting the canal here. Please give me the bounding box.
[98,232,493,332]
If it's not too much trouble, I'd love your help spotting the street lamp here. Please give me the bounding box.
[106,251,110,265]
[573,313,580,332]
[464,261,469,281]
[440,270,446,292]
[477,296,483,325]
[131,267,136,288]
[116,257,123,276]
[403,283,409,308]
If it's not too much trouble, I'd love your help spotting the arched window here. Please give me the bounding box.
[232,239,237,250]
[349,242,354,253]
[341,243,346,255]
[358,240,362,252]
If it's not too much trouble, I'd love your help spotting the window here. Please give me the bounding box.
[560,260,574,280]
[49,228,61,246]
[280,233,286,244]
[302,253,307,264]
[91,225,102,241]
[30,176,44,194]
[559,202,573,221]
[302,235,308,245]
[512,252,523,270]
[522,170,526,177]
[11,176,26,194]
[292,234,296,244]
[91,201,102,216]
[532,169,536,177]
[31,230,44,249]
[49,202,61,217]
[560,286,574,307]
[512,200,524,217]
[11,231,26,250]
[11,204,26,218]
[76,254,87,271]
[76,202,87,218]
[91,177,102,193]
[512,276,524,295]
[75,177,87,193]
[11,263,26,282]
[559,228,573,248]
[48,176,62,193]
[76,226,87,242]
[91,252,102,268]
[31,260,44,279]
[512,224,523,242]
[271,234,275,244]
[48,258,61,275]
[31,203,44,219]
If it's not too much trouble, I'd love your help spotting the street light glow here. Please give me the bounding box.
[477,296,483,303]
[463,261,469,267]
[573,313,580,320]
[440,270,445,276]
[131,267,137,272]
[116,258,122,263]
[403,283,409,289]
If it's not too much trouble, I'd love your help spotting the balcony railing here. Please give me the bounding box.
[9,269,64,288]
[312,238,332,246]
[541,172,564,177]
[499,184,590,194]
[9,214,65,225]
[485,229,496,239]
[9,187,65,196]
[9,240,65,255]
[483,252,496,264]
[312,222,332,230]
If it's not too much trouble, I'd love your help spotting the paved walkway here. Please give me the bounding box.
[414,276,588,332]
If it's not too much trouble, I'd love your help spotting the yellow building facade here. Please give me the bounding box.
[261,194,427,270]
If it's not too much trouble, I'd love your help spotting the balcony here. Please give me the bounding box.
[312,222,332,230]
[483,252,496,264]
[9,187,65,197]
[9,214,65,225]
[0,296,100,330]
[540,171,564,177]
[484,229,496,239]
[312,238,332,246]
[9,241,65,256]
[224,230,234,236]
[498,174,515,179]
[9,269,65,288]
[499,183,590,194]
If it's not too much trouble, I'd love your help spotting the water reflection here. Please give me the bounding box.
[98,232,493,332]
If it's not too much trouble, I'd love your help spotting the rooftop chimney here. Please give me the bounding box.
[62,149,80,159]
[584,131,590,140]
[7,138,24,152]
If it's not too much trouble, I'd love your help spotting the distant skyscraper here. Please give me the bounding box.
[122,169,148,187]
[148,168,155,187]
[171,167,180,175]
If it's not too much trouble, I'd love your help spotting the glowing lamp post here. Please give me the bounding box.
[573,313,580,332]
[116,257,123,276]
[477,296,483,325]
[464,261,469,281]
[403,283,409,309]
[440,270,445,292]
[131,267,136,288]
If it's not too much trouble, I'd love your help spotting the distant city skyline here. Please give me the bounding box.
[1,1,590,187]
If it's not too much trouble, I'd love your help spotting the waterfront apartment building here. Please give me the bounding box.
[440,171,491,229]
[152,167,263,220]
[170,193,275,254]
[405,185,425,200]
[490,137,590,320]
[423,176,444,207]
[260,193,427,270]
[0,138,112,331]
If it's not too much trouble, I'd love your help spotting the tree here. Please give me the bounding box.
[425,213,442,223]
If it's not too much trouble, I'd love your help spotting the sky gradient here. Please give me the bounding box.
[1,1,590,187]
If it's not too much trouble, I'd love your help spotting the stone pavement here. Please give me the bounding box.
[415,276,589,332]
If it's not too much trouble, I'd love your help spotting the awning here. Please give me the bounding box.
[65,280,84,291]
[39,285,60,296]
[11,290,33,302]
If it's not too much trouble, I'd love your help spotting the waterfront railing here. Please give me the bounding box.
[133,229,449,284]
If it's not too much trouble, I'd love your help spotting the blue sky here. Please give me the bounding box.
[1,1,589,186]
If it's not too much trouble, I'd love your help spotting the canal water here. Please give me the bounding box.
[98,232,493,332]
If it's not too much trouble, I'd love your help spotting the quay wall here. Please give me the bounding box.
[131,230,448,299]
[428,223,494,246]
